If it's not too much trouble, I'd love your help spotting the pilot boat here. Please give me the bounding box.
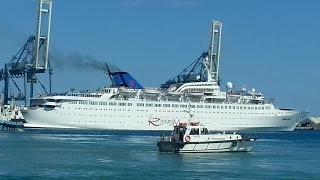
[156,111,257,153]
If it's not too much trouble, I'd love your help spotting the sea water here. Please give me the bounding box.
[0,129,319,180]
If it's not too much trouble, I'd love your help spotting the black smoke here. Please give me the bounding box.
[49,52,120,73]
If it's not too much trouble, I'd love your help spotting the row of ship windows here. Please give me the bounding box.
[69,101,271,110]
[65,119,267,126]
[67,94,102,97]
[188,83,217,86]
[185,89,216,93]
[63,107,277,115]
[61,114,269,121]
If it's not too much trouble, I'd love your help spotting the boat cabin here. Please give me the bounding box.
[170,122,210,142]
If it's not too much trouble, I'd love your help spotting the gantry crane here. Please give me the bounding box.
[161,20,222,89]
[0,0,53,106]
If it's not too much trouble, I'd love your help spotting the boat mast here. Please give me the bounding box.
[104,63,114,86]
[206,20,222,82]
[185,103,194,125]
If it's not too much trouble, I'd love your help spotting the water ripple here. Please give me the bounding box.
[0,129,319,180]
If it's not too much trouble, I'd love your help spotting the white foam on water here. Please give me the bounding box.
[257,138,293,143]
[97,158,113,163]
[28,134,115,143]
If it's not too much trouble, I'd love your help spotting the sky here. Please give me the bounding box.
[0,0,319,116]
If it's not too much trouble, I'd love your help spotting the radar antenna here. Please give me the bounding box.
[184,102,195,125]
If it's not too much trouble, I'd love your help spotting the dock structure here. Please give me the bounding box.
[295,117,320,130]
[0,119,24,131]
[0,0,53,106]
[0,0,53,130]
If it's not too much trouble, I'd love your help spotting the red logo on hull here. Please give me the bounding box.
[148,118,162,126]
[148,118,180,126]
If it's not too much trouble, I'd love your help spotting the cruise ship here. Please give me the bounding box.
[21,20,309,131]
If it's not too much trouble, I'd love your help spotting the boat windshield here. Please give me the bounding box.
[189,127,209,135]
[190,128,199,135]
[201,128,210,135]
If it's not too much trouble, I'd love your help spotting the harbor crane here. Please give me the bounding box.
[161,20,222,89]
[0,0,53,106]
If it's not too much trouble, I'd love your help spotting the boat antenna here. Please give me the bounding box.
[105,62,114,86]
[185,102,194,125]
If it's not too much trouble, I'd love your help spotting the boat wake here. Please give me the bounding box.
[257,138,293,143]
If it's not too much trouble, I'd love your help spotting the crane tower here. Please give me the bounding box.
[207,20,222,82]
[0,0,53,105]
[160,20,223,89]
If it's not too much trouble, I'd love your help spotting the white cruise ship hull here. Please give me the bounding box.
[22,103,308,132]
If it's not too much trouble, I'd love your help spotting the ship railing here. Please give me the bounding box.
[37,93,68,97]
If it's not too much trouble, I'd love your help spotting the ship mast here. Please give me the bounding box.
[205,20,222,82]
